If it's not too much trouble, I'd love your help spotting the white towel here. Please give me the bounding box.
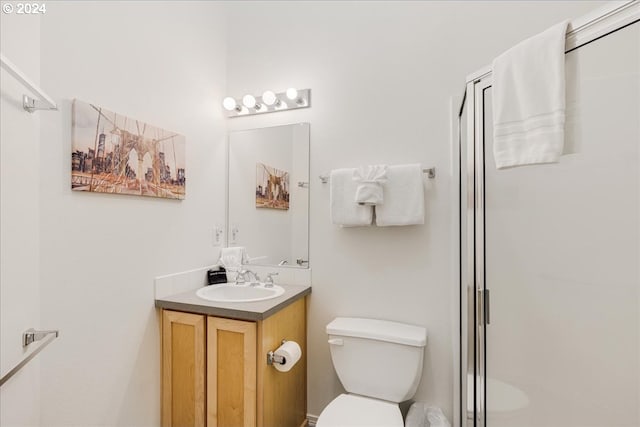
[330,168,373,227]
[353,165,388,205]
[375,164,424,226]
[492,20,569,169]
[219,246,248,270]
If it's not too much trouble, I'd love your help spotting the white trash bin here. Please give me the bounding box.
[405,403,451,427]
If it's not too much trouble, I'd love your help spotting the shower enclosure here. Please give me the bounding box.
[458,2,639,426]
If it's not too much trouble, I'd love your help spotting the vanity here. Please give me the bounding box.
[155,122,312,427]
[156,283,311,427]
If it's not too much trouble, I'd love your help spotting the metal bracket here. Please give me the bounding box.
[23,328,59,347]
[266,340,288,365]
[22,95,57,113]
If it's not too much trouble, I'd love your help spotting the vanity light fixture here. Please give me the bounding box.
[242,94,258,109]
[262,90,279,107]
[286,88,298,100]
[222,88,311,118]
[222,97,240,112]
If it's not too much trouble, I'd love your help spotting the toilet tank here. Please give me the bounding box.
[326,317,427,403]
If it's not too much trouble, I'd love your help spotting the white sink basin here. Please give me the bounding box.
[196,283,285,303]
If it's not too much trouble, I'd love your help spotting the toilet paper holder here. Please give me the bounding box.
[267,340,288,366]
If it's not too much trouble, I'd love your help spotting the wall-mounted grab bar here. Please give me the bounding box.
[0,329,59,387]
[0,52,58,112]
[319,167,436,184]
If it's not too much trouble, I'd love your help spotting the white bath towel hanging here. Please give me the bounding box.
[330,168,373,227]
[375,164,424,226]
[353,165,388,206]
[492,20,569,169]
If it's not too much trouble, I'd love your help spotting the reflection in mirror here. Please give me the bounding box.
[228,123,310,268]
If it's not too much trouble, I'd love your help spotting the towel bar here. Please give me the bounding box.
[319,167,435,184]
[0,328,59,387]
[0,53,58,112]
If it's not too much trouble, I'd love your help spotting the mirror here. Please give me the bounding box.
[228,123,310,268]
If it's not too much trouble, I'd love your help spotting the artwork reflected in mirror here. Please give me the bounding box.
[228,123,309,268]
[256,163,290,210]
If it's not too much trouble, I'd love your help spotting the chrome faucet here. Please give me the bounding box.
[278,260,288,266]
[246,270,260,286]
[263,272,278,288]
[236,269,260,285]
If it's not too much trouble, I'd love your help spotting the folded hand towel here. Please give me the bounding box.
[375,164,424,226]
[330,168,373,227]
[219,246,248,270]
[492,20,569,169]
[353,165,388,205]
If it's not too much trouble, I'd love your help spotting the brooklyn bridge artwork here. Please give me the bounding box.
[71,99,186,199]
[256,162,289,210]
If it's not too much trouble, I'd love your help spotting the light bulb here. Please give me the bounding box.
[222,97,237,111]
[242,94,257,108]
[286,88,298,100]
[262,90,278,106]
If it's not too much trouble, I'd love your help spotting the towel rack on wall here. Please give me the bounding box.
[319,167,436,184]
[0,52,58,112]
[0,328,59,387]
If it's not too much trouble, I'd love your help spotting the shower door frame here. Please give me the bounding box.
[457,2,640,426]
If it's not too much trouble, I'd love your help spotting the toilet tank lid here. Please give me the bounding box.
[326,317,427,347]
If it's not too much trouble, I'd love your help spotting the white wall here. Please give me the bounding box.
[0,10,42,427]
[224,0,604,419]
[36,2,227,425]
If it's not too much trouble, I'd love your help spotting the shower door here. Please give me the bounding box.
[461,6,639,427]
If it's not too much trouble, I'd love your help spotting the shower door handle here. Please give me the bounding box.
[484,289,490,325]
[478,289,490,326]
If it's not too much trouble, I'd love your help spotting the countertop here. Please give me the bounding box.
[155,283,311,321]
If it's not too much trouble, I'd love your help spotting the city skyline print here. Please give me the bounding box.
[256,162,289,210]
[71,99,186,200]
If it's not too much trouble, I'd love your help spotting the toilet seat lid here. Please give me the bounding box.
[316,394,403,427]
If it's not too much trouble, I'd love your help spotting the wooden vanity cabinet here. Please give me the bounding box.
[162,310,206,427]
[208,317,257,427]
[161,297,307,427]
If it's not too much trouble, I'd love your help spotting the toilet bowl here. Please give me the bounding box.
[316,317,428,427]
[317,394,403,427]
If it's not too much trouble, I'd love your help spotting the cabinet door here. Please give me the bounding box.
[208,317,257,427]
[162,310,206,427]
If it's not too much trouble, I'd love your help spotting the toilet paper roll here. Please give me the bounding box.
[273,341,302,372]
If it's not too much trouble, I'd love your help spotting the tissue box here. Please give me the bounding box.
[207,266,227,285]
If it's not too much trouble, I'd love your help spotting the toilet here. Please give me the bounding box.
[317,317,428,427]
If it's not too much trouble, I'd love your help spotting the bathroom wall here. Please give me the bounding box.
[35,2,227,425]
[224,0,604,419]
[0,10,42,427]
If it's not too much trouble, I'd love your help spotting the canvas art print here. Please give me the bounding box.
[72,99,186,199]
[256,162,289,210]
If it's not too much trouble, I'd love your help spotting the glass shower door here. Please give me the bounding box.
[480,22,639,426]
